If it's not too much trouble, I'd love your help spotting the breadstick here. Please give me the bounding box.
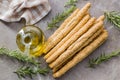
[52,16,104,71]
[47,9,79,41]
[52,56,73,73]
[47,9,80,43]
[53,30,108,78]
[44,3,91,53]
[96,15,105,23]
[44,14,90,59]
[49,21,103,68]
[44,15,104,56]
[53,27,103,73]
[82,27,103,47]
[52,15,105,72]
[82,15,105,47]
[43,8,80,53]
[46,17,96,63]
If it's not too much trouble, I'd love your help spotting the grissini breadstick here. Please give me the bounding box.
[43,8,80,53]
[49,21,103,68]
[46,9,80,44]
[67,15,105,50]
[52,56,73,73]
[53,30,108,78]
[47,9,80,41]
[53,27,103,73]
[44,15,104,56]
[44,14,90,59]
[44,3,91,53]
[52,16,105,72]
[96,15,105,23]
[82,27,103,47]
[46,17,96,63]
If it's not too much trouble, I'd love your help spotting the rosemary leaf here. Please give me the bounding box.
[47,6,76,29]
[14,66,49,79]
[104,11,120,29]
[0,47,50,79]
[88,50,120,68]
[65,0,78,7]
[0,47,39,66]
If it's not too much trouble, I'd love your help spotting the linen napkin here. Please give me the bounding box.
[0,0,51,24]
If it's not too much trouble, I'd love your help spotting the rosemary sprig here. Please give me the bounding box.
[0,47,49,79]
[47,0,78,29]
[104,11,120,29]
[65,0,78,6]
[0,47,39,66]
[14,66,49,79]
[88,50,120,68]
[47,6,76,29]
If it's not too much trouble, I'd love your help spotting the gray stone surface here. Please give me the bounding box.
[0,0,120,80]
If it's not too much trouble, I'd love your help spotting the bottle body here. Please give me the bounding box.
[16,25,45,57]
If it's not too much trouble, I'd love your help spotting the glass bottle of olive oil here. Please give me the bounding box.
[16,25,45,57]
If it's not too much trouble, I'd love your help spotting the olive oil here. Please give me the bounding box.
[16,25,45,57]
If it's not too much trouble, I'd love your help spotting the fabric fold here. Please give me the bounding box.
[0,0,51,24]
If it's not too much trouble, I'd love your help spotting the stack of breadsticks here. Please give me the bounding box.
[43,2,108,78]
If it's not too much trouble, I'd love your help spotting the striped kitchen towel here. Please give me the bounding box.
[0,0,51,24]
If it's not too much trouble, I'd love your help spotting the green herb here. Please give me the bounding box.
[47,6,76,29]
[47,0,79,29]
[15,66,49,79]
[0,47,49,79]
[88,50,120,68]
[104,11,120,29]
[0,47,39,66]
[65,0,78,6]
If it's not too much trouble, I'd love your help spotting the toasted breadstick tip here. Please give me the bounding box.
[96,15,105,22]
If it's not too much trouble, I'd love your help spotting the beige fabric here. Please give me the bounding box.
[0,0,51,24]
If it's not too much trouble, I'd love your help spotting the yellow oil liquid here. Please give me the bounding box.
[16,25,45,57]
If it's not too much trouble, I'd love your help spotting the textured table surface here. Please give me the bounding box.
[0,0,120,80]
